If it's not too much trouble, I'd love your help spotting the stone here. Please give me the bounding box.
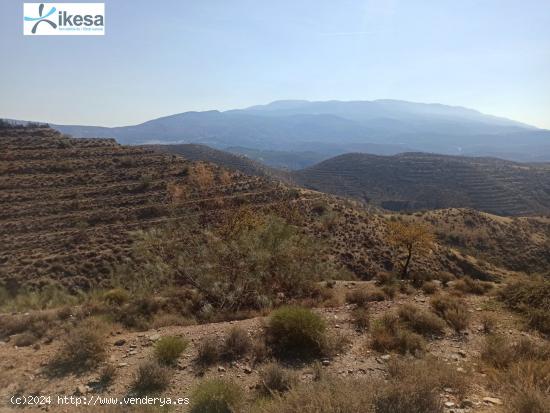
[117,363,128,368]
[114,339,126,346]
[75,385,90,395]
[243,366,253,374]
[322,359,330,366]
[148,333,161,341]
[380,354,391,360]
[460,399,474,408]
[218,366,226,372]
[483,397,502,405]
[444,402,455,407]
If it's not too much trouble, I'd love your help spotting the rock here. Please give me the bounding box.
[75,385,90,395]
[457,350,467,357]
[380,354,391,360]
[322,359,330,366]
[456,367,466,373]
[460,399,474,408]
[148,333,161,341]
[117,363,128,368]
[483,397,502,405]
[444,402,455,407]
[218,366,226,372]
[114,339,126,346]
[243,366,253,374]
[128,350,138,356]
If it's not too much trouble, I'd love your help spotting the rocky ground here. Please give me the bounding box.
[0,280,536,413]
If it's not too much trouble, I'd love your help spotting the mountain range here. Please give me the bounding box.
[36,99,550,167]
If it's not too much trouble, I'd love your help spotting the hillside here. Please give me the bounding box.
[292,152,550,216]
[148,143,291,182]
[29,99,550,165]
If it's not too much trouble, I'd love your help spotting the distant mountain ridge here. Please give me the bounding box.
[8,99,550,164]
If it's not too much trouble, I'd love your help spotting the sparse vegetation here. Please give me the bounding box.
[431,294,470,332]
[453,276,493,295]
[189,379,243,413]
[222,327,252,361]
[259,363,297,396]
[49,320,106,374]
[397,303,446,337]
[197,336,221,366]
[131,361,171,395]
[371,313,426,355]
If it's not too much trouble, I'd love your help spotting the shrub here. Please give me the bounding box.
[454,277,492,295]
[98,364,116,387]
[260,377,374,413]
[103,288,130,305]
[351,307,370,332]
[346,286,386,306]
[155,336,188,365]
[197,336,221,366]
[481,335,550,369]
[397,304,446,337]
[381,284,398,299]
[421,281,438,295]
[50,321,106,374]
[266,306,326,359]
[481,313,497,334]
[14,332,39,347]
[371,313,426,355]
[132,361,171,395]
[498,278,550,335]
[373,381,443,413]
[189,379,243,413]
[222,327,252,361]
[431,295,470,332]
[259,363,297,396]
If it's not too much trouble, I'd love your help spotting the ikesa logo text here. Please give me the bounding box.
[24,3,105,35]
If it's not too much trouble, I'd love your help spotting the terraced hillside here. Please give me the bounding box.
[407,208,550,275]
[292,152,550,216]
[0,128,297,289]
[148,143,291,182]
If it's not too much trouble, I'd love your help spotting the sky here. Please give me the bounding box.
[0,0,549,128]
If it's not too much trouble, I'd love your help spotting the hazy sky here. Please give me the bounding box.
[1,0,549,128]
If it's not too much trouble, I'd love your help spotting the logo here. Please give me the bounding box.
[23,3,105,35]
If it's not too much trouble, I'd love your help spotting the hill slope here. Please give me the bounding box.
[292,152,550,216]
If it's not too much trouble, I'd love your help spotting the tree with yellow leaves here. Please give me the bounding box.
[387,220,435,278]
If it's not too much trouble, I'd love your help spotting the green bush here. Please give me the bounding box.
[103,288,130,305]
[189,379,243,413]
[267,306,326,359]
[155,336,188,365]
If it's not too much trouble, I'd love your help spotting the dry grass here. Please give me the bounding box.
[196,336,221,366]
[49,320,106,374]
[351,307,370,332]
[397,303,446,337]
[499,277,550,335]
[131,360,171,395]
[190,379,243,413]
[371,313,426,355]
[222,326,252,361]
[430,294,470,332]
[258,363,297,396]
[453,276,493,295]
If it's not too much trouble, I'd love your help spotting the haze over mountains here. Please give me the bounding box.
[44,99,550,167]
